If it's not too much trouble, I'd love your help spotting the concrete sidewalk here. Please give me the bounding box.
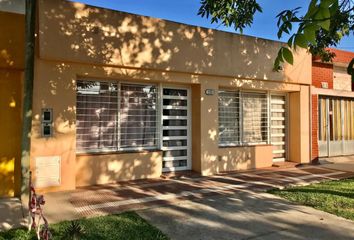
[0,198,27,231]
[320,155,354,172]
[138,191,354,240]
[1,160,353,234]
[44,165,353,221]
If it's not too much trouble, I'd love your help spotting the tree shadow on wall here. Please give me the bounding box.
[32,0,309,187]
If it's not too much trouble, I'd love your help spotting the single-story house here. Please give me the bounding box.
[0,0,312,196]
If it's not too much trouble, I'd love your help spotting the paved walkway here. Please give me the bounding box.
[0,198,26,231]
[44,164,354,222]
[320,155,354,172]
[1,159,354,235]
[139,191,354,240]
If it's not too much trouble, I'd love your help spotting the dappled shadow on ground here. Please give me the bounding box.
[138,190,354,240]
[40,166,354,238]
[0,198,27,231]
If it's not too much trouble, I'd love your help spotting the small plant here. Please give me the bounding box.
[28,171,52,240]
[62,221,86,240]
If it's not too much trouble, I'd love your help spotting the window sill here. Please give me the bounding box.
[76,149,162,156]
[219,144,272,149]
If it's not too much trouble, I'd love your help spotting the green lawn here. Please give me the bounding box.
[0,212,169,240]
[269,178,354,220]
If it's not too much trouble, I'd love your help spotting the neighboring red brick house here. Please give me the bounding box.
[312,49,354,162]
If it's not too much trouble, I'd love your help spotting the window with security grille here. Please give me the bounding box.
[218,90,268,146]
[76,80,158,153]
[218,90,240,146]
[241,92,268,144]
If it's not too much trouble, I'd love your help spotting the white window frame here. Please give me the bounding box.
[218,90,241,146]
[218,89,271,147]
[76,80,160,154]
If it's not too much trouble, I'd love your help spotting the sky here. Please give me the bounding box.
[73,0,354,51]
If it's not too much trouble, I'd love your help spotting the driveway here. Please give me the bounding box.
[138,190,354,240]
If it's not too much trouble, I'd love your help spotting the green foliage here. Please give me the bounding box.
[198,0,354,70]
[270,178,354,220]
[274,0,353,69]
[0,212,169,240]
[51,212,168,240]
[198,0,262,33]
[347,58,354,88]
[0,229,37,240]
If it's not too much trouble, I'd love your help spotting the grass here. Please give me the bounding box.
[0,212,169,240]
[269,178,354,220]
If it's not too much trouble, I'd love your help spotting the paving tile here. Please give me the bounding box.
[47,165,354,219]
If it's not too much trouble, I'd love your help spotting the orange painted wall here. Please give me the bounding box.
[0,12,25,70]
[0,70,23,197]
[0,11,25,197]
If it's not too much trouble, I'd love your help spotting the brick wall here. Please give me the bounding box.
[311,95,319,163]
[312,62,333,89]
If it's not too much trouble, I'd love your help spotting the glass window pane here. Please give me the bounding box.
[119,84,158,149]
[242,92,268,144]
[76,81,159,153]
[218,90,240,145]
[76,80,118,152]
[163,88,187,96]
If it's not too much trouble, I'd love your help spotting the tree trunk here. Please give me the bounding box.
[20,0,36,199]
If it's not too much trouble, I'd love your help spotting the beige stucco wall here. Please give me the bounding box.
[76,151,162,187]
[29,0,312,192]
[333,66,352,91]
[37,0,311,85]
[288,85,310,163]
[218,145,273,172]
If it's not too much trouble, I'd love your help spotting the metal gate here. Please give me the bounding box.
[270,94,287,162]
[318,96,354,157]
[161,87,191,172]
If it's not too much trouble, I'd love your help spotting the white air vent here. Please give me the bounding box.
[35,156,61,188]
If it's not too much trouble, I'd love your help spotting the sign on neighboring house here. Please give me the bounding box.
[321,82,329,89]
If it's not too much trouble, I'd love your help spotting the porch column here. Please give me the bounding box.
[199,80,219,175]
[289,85,311,164]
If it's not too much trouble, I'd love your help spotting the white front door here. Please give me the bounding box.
[161,87,191,172]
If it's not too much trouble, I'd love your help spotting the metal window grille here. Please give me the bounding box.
[218,90,268,146]
[241,92,268,144]
[119,83,158,150]
[218,90,240,146]
[76,80,158,153]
